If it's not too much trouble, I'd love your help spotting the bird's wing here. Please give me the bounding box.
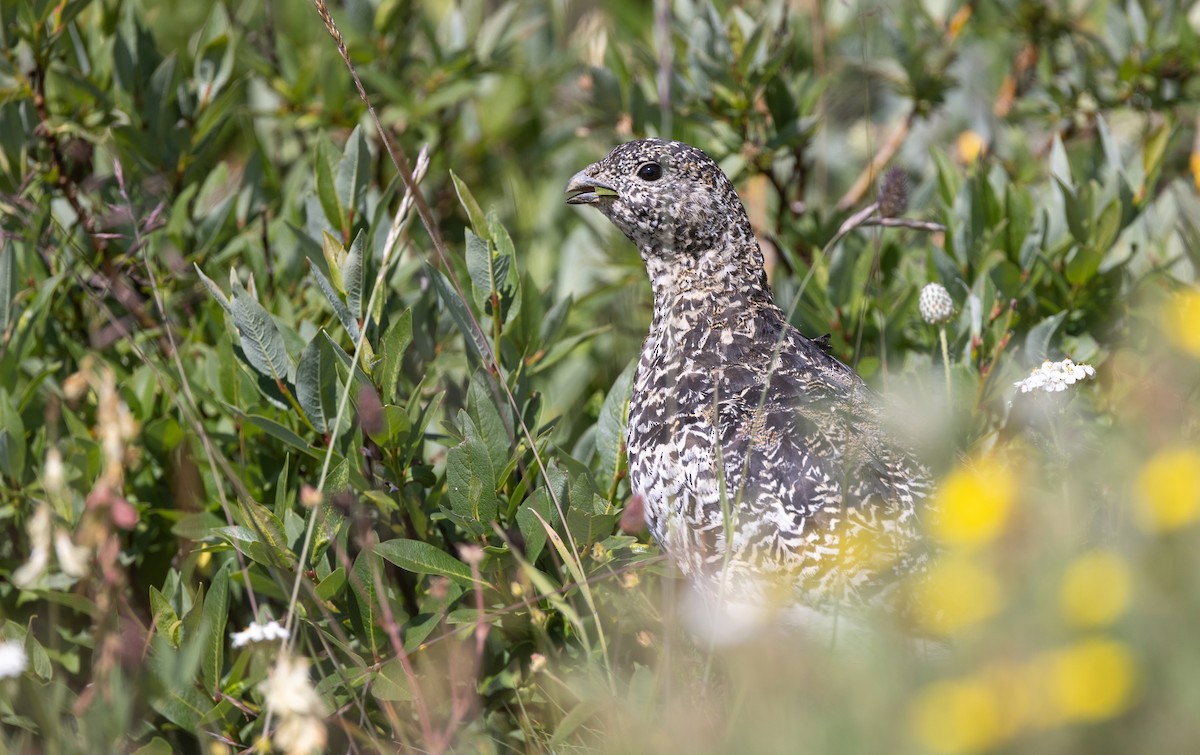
[710,310,931,599]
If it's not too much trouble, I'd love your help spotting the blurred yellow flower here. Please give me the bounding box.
[1163,288,1200,358]
[1059,550,1131,628]
[910,677,1003,754]
[947,5,972,41]
[1044,637,1137,723]
[1191,150,1200,191]
[912,553,1002,635]
[955,130,987,164]
[1135,446,1200,532]
[929,457,1015,547]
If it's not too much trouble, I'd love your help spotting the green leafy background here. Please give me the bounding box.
[2,0,1200,752]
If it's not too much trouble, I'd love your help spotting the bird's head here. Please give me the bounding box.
[565,139,761,289]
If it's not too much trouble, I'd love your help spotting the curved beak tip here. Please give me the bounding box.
[565,168,617,205]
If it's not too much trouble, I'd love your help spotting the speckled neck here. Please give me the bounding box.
[641,220,773,332]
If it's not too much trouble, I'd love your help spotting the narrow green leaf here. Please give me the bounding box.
[0,389,26,482]
[378,309,413,403]
[131,738,175,755]
[242,414,319,457]
[348,549,386,659]
[193,263,231,313]
[530,325,609,374]
[315,138,346,234]
[321,231,346,293]
[319,330,373,389]
[515,507,547,563]
[312,457,349,562]
[596,361,636,489]
[151,677,212,731]
[342,229,367,320]
[427,262,490,362]
[1092,198,1122,260]
[316,567,347,600]
[1049,134,1073,191]
[475,1,516,62]
[1142,120,1171,183]
[230,284,293,385]
[504,522,585,638]
[486,211,521,322]
[466,372,512,472]
[528,503,609,675]
[550,699,603,746]
[465,229,492,309]
[375,538,476,587]
[235,497,295,569]
[929,147,961,208]
[446,413,500,524]
[201,562,231,696]
[310,265,360,341]
[297,333,341,434]
[450,170,489,239]
[336,125,371,224]
[150,587,182,648]
[0,239,14,335]
[1025,311,1068,363]
[371,657,416,701]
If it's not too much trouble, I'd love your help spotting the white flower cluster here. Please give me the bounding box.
[231,620,289,649]
[264,654,327,755]
[1014,358,1096,394]
[0,641,27,679]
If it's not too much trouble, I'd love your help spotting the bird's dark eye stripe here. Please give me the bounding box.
[637,162,663,181]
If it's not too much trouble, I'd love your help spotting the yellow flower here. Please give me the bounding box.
[947,5,972,41]
[955,130,987,164]
[1059,550,1131,628]
[910,676,1003,754]
[1191,150,1200,191]
[1044,637,1137,723]
[1135,446,1200,532]
[929,457,1016,547]
[911,553,1002,635]
[1163,288,1200,358]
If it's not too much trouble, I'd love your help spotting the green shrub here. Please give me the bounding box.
[2,0,1200,752]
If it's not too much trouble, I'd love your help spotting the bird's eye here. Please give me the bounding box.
[636,162,663,181]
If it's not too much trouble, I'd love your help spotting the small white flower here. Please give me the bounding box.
[919,282,955,324]
[263,654,327,755]
[54,531,92,578]
[231,620,289,649]
[44,448,66,498]
[1014,358,1097,394]
[264,654,324,718]
[0,641,28,679]
[12,503,53,588]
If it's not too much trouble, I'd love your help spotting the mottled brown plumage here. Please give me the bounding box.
[567,138,932,617]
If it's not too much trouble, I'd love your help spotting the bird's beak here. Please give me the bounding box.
[565,168,619,205]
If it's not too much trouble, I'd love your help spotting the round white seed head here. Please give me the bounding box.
[919,282,955,325]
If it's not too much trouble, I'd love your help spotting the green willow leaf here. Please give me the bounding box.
[230,284,292,386]
[375,538,475,587]
[342,228,366,320]
[336,125,370,224]
[378,309,412,403]
[450,170,489,239]
[427,262,490,363]
[297,333,340,434]
[200,562,231,696]
[315,138,345,234]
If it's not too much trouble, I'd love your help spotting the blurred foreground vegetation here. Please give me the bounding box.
[3,0,1200,752]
